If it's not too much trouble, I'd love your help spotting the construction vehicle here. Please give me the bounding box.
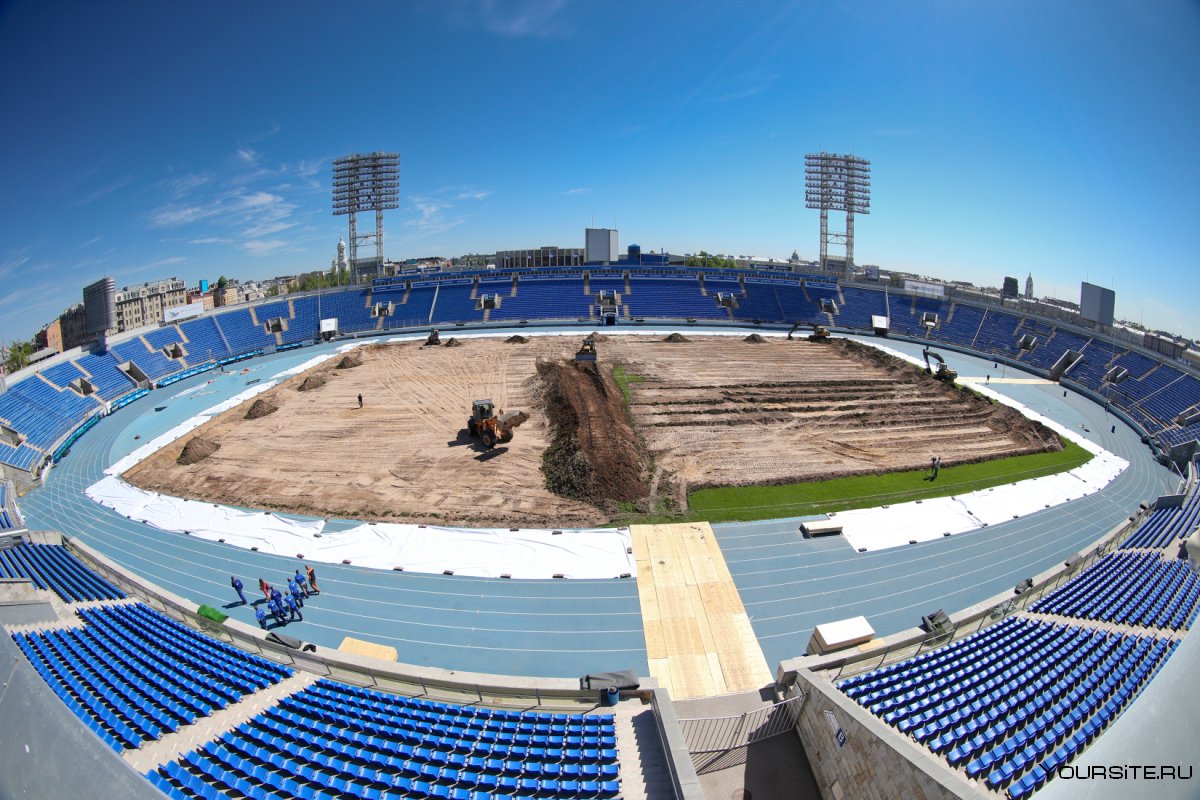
[787,322,832,342]
[923,347,958,382]
[467,400,529,449]
[575,337,597,363]
[424,329,441,346]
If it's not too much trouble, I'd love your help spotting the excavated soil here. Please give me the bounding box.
[337,354,363,369]
[244,398,278,420]
[177,437,219,465]
[443,338,462,347]
[297,376,326,392]
[538,360,649,507]
[743,333,767,343]
[125,335,1062,527]
[663,333,689,343]
[505,335,530,344]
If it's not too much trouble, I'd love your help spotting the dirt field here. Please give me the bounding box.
[124,335,1059,526]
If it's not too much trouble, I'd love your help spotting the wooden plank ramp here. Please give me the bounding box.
[631,522,771,700]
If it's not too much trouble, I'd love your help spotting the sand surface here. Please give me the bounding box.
[124,336,1057,526]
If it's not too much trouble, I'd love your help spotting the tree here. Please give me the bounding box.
[685,251,739,270]
[216,275,228,290]
[4,341,32,373]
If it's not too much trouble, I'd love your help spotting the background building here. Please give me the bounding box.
[495,246,583,269]
[112,279,187,332]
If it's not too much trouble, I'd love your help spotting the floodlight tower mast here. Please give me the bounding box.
[332,152,400,282]
[804,153,871,274]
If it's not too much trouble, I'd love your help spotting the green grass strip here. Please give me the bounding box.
[611,438,1091,526]
[612,365,646,405]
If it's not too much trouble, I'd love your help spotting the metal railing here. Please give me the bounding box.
[678,693,806,754]
[827,504,1156,682]
[66,539,601,712]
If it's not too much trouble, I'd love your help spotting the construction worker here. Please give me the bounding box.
[293,569,310,598]
[269,597,285,626]
[287,577,304,607]
[358,393,363,409]
[231,576,247,606]
[306,565,319,594]
[285,593,302,622]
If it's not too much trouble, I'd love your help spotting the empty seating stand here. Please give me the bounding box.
[0,543,124,602]
[12,603,291,753]
[1030,552,1200,630]
[840,617,1177,798]
[1120,493,1200,549]
[151,679,621,800]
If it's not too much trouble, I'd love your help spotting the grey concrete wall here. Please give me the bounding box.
[0,631,161,800]
[790,669,985,800]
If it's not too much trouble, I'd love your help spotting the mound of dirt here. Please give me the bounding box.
[298,376,326,392]
[663,333,689,343]
[588,332,608,342]
[538,360,649,506]
[743,333,767,343]
[505,335,530,344]
[337,354,363,369]
[443,338,462,347]
[178,437,219,465]
[244,398,278,420]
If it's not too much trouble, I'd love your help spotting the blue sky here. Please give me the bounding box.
[1,0,1197,345]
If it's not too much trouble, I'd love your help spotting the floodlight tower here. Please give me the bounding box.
[804,152,871,275]
[332,152,400,282]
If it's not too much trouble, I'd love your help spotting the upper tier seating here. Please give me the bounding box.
[0,543,124,602]
[13,603,292,753]
[490,277,593,322]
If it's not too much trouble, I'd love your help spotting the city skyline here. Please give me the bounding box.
[1,0,1197,345]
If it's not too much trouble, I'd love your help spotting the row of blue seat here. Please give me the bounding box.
[0,543,124,602]
[309,680,616,735]
[1120,492,1200,549]
[1030,551,1200,629]
[840,617,1179,798]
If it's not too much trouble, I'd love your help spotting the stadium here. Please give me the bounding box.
[1,264,1198,800]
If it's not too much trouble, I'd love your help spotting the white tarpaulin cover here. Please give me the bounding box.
[87,339,636,579]
[315,522,635,579]
[834,348,1129,551]
[85,475,635,579]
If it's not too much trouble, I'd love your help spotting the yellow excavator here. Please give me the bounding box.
[575,337,597,362]
[787,322,831,342]
[923,347,958,382]
[467,400,529,449]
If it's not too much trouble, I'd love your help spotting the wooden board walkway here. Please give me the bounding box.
[631,522,771,700]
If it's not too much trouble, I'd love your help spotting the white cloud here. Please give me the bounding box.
[147,204,221,228]
[243,239,287,256]
[239,191,282,209]
[79,175,137,205]
[479,0,569,37]
[457,189,492,200]
[120,256,186,277]
[562,187,590,196]
[188,237,232,245]
[236,147,259,164]
[78,236,103,249]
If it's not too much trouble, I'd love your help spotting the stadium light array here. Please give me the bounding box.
[804,152,871,274]
[332,152,400,282]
